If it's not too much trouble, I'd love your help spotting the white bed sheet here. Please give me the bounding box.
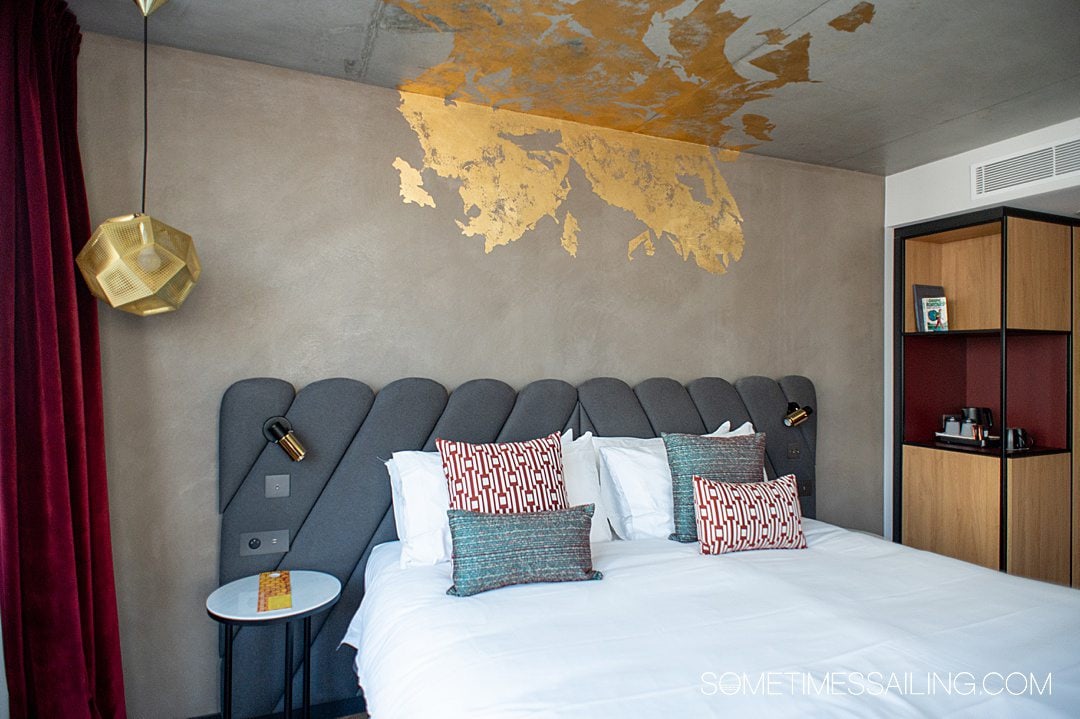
[343,519,1080,718]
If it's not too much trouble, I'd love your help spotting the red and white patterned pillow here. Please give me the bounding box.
[692,474,806,555]
[437,432,568,514]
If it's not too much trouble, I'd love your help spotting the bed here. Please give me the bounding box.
[345,521,1080,718]
[216,375,1080,717]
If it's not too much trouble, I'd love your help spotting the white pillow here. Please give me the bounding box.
[388,429,611,568]
[707,420,755,437]
[594,421,762,540]
[562,432,613,543]
[598,442,672,539]
[387,456,407,541]
[387,451,452,568]
[592,436,666,539]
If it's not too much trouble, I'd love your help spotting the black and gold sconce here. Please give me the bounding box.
[783,402,814,428]
[263,417,306,462]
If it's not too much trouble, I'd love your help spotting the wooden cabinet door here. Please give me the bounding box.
[1006,454,1071,585]
[902,445,999,569]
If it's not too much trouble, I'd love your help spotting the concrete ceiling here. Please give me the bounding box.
[68,0,1080,176]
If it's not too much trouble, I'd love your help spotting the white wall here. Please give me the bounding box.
[882,228,894,539]
[885,117,1080,228]
[882,116,1080,539]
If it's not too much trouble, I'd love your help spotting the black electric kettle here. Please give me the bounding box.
[961,407,993,428]
[1005,428,1032,451]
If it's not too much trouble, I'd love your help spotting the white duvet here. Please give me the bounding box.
[343,519,1080,718]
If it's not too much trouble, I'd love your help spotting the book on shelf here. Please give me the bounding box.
[912,284,946,332]
[921,296,948,332]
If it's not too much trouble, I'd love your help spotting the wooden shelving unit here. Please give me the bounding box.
[893,207,1078,586]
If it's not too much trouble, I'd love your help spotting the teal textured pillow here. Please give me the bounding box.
[447,504,603,597]
[663,432,767,543]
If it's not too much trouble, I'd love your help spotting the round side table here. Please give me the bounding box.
[206,570,341,719]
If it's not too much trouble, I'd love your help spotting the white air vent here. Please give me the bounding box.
[1056,137,1080,176]
[972,136,1080,198]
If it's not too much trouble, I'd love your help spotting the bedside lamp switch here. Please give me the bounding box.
[787,443,801,459]
[265,474,290,498]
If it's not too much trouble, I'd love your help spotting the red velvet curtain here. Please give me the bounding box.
[0,1,127,717]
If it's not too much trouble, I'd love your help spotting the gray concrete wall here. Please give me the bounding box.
[77,32,884,718]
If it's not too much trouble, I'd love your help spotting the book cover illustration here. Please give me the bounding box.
[257,570,292,612]
[921,296,948,332]
[912,284,945,332]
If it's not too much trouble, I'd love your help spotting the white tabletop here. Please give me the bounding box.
[206,570,341,624]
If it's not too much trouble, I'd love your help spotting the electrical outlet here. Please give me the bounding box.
[265,474,290,498]
[787,443,801,459]
[240,530,289,556]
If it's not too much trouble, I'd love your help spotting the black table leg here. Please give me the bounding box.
[303,616,312,719]
[222,625,233,719]
[284,621,294,719]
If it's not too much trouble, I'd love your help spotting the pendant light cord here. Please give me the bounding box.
[141,14,148,215]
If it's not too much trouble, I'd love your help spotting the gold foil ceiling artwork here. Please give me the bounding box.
[561,213,581,258]
[757,28,790,46]
[389,0,874,274]
[392,157,436,208]
[829,2,877,33]
[742,114,776,143]
[395,92,745,274]
[390,0,876,148]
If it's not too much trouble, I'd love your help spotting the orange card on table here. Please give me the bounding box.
[257,570,292,612]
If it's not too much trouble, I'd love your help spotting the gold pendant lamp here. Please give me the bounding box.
[132,0,172,14]
[77,0,200,317]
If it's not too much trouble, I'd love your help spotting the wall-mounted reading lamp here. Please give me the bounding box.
[783,402,814,428]
[263,417,306,462]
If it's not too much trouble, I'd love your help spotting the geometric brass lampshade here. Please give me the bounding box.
[77,2,199,316]
[76,213,201,316]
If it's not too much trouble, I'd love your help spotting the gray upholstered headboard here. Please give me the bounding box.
[217,376,817,716]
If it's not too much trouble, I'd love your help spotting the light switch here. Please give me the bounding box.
[265,474,290,498]
[240,529,290,556]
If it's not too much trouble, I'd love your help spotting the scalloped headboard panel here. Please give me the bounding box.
[217,375,817,715]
